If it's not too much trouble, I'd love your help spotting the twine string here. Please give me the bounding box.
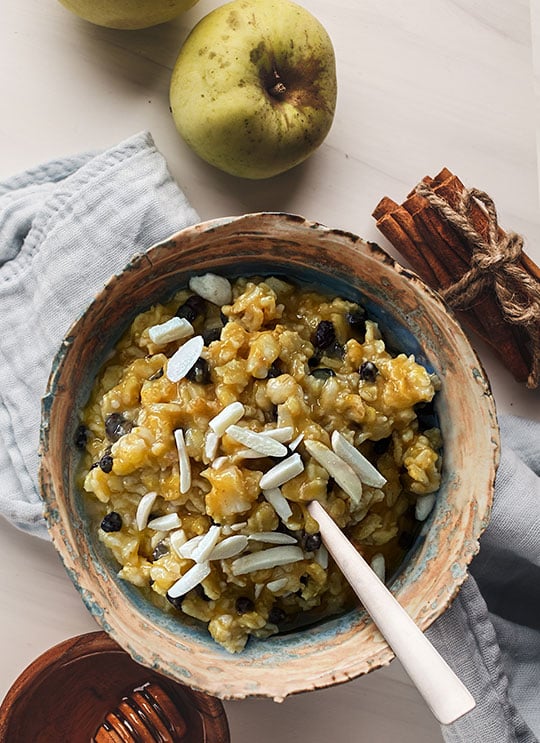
[415,182,540,388]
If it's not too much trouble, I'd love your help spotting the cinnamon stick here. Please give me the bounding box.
[372,168,539,385]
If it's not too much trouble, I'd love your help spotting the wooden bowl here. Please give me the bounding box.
[0,631,229,742]
[39,213,499,701]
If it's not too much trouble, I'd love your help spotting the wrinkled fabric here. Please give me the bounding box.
[0,133,538,742]
[0,131,199,538]
[426,415,540,742]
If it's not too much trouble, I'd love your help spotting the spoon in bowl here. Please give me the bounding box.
[308,500,476,726]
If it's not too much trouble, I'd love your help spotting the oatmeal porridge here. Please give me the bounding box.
[76,274,441,652]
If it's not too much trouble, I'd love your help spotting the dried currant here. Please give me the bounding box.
[313,320,336,350]
[235,596,255,614]
[101,511,122,532]
[186,358,211,384]
[359,361,378,382]
[105,413,133,442]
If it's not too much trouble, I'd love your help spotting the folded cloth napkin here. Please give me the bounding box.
[0,131,199,538]
[0,132,538,743]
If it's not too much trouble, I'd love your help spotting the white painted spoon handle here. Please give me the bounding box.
[308,501,475,725]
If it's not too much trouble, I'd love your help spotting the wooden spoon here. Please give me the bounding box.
[308,500,476,726]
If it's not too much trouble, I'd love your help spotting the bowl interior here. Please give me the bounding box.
[39,213,498,700]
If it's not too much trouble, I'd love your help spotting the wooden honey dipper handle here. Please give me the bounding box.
[93,682,188,742]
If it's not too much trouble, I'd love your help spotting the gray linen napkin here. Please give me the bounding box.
[0,131,199,538]
[0,133,538,742]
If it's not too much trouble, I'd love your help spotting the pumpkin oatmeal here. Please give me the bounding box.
[77,274,441,652]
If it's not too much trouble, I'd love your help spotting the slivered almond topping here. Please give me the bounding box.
[314,544,329,570]
[254,583,264,599]
[231,546,304,575]
[147,512,182,531]
[263,487,293,522]
[148,317,194,345]
[174,429,191,494]
[207,535,248,560]
[136,491,158,531]
[415,493,436,522]
[370,553,386,583]
[177,534,204,559]
[189,273,232,306]
[191,525,221,563]
[209,402,245,436]
[231,448,265,462]
[211,456,229,470]
[260,426,294,443]
[229,521,247,532]
[259,453,304,490]
[289,433,304,451]
[167,562,211,599]
[226,425,287,458]
[204,431,220,462]
[331,431,387,487]
[170,529,188,557]
[304,439,363,506]
[248,532,297,545]
[266,578,289,593]
[166,335,204,383]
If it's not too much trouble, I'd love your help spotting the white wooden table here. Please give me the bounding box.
[1,1,539,740]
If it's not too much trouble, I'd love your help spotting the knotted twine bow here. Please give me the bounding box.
[415,181,540,389]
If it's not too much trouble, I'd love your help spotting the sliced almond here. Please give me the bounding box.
[232,546,304,576]
[166,335,204,383]
[167,562,211,599]
[231,448,265,462]
[148,317,194,345]
[211,456,229,470]
[370,553,386,583]
[189,273,232,306]
[147,512,182,531]
[304,439,363,506]
[204,431,220,462]
[259,453,304,490]
[331,431,387,487]
[207,535,248,560]
[263,487,293,522]
[248,532,297,545]
[177,534,204,559]
[136,491,158,531]
[174,429,191,494]
[314,544,329,570]
[191,525,221,563]
[260,426,294,443]
[226,425,287,458]
[266,578,289,593]
[415,493,436,522]
[170,529,188,557]
[254,583,264,599]
[230,521,247,532]
[209,402,245,436]
[289,433,304,452]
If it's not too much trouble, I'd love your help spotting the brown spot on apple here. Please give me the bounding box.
[227,10,241,29]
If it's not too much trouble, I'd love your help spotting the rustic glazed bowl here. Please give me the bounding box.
[39,213,499,701]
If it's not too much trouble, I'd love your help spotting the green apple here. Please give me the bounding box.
[169,0,337,179]
[57,0,199,30]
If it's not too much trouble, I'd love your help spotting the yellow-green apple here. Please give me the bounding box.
[57,0,199,30]
[169,0,337,179]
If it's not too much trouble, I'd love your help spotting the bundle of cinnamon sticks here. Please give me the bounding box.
[372,168,540,388]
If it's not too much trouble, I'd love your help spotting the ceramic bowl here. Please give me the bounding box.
[39,212,499,701]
